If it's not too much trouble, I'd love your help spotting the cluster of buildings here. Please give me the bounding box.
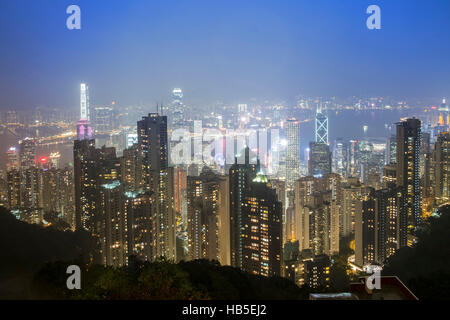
[1,83,449,291]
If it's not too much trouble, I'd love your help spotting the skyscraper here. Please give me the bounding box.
[315,107,328,145]
[19,138,36,169]
[77,83,93,140]
[6,146,19,171]
[285,118,300,188]
[229,147,258,269]
[433,132,450,205]
[241,173,282,277]
[186,167,223,261]
[396,118,421,229]
[355,185,407,267]
[137,113,176,260]
[171,88,184,128]
[385,135,397,165]
[73,138,97,231]
[308,142,332,177]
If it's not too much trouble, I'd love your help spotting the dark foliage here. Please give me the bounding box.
[383,205,450,299]
[0,207,96,298]
[31,258,312,300]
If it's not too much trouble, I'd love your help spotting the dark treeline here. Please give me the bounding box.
[383,205,450,300]
[2,205,450,299]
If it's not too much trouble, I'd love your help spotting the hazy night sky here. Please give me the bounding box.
[0,0,449,110]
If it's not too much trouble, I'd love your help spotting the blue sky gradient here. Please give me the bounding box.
[0,0,449,109]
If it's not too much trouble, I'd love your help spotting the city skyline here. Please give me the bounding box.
[1,0,450,303]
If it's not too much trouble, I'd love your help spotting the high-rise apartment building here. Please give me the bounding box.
[285,118,300,188]
[433,132,450,205]
[396,118,421,229]
[186,168,222,261]
[229,147,258,269]
[241,173,282,277]
[137,113,176,261]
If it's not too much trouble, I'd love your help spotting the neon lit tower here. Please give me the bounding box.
[76,83,93,140]
[315,105,328,145]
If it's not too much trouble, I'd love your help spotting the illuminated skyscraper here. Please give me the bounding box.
[73,139,97,231]
[433,132,450,205]
[333,138,346,177]
[125,190,154,261]
[186,168,223,261]
[241,173,282,277]
[99,180,128,267]
[386,135,397,165]
[315,106,328,145]
[229,147,258,269]
[19,138,36,169]
[77,83,93,140]
[355,186,407,267]
[308,142,332,177]
[6,146,19,171]
[137,113,176,260]
[285,118,300,188]
[396,118,421,229]
[172,88,184,128]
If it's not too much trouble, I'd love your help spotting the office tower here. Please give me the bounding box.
[186,168,222,261]
[385,135,397,165]
[315,107,328,144]
[285,118,300,188]
[433,132,450,205]
[341,178,363,237]
[137,113,176,260]
[19,138,36,169]
[93,106,114,133]
[355,186,407,267]
[241,173,282,277]
[172,88,184,128]
[308,142,332,177]
[229,147,258,269]
[333,138,346,177]
[6,146,19,171]
[125,190,154,261]
[347,139,360,177]
[77,83,93,140]
[396,118,422,228]
[121,144,143,192]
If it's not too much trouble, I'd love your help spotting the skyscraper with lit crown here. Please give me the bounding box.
[76,83,93,140]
